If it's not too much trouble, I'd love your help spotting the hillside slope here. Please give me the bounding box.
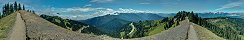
[102,19,224,40]
[192,23,225,40]
[19,10,101,40]
[8,12,26,40]
[40,14,104,35]
[81,13,165,37]
[0,13,16,40]
[205,17,244,39]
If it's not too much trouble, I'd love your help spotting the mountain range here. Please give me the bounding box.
[79,13,165,35]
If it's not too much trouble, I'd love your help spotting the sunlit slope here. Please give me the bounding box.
[192,23,225,40]
[0,13,16,40]
[102,19,224,40]
[18,10,101,40]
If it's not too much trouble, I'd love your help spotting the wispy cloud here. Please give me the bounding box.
[90,0,114,3]
[40,7,160,20]
[139,2,151,4]
[83,4,92,7]
[214,0,244,11]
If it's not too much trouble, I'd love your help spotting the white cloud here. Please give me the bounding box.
[214,0,244,11]
[139,2,151,4]
[90,0,114,3]
[40,7,160,20]
[83,4,92,7]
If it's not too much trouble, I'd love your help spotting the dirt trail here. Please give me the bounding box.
[19,10,101,40]
[103,19,202,40]
[8,12,26,40]
[187,24,199,40]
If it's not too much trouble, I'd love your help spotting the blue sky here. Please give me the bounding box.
[0,0,244,20]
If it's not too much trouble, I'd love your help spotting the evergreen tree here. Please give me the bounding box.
[14,1,18,11]
[2,4,6,16]
[32,10,35,14]
[22,5,25,10]
[10,4,14,14]
[18,3,22,10]
[5,3,10,16]
[0,12,2,18]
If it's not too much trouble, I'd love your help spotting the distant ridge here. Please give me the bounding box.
[80,13,165,36]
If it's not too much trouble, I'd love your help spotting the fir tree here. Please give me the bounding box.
[18,3,22,10]
[22,5,25,10]
[14,1,18,11]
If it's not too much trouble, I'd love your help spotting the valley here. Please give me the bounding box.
[0,1,243,40]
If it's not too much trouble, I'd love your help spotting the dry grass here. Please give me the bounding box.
[0,13,16,40]
[192,23,226,40]
[19,10,101,40]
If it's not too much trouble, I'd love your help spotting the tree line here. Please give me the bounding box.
[175,11,241,40]
[40,14,105,35]
[119,11,242,39]
[0,1,35,19]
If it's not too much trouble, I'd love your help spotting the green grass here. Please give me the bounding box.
[148,23,166,35]
[239,35,244,40]
[0,13,16,40]
[208,19,234,28]
[206,18,244,40]
[193,24,226,40]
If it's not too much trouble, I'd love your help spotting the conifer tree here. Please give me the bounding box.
[14,1,18,11]
[18,3,22,10]
[32,10,35,13]
[22,5,25,10]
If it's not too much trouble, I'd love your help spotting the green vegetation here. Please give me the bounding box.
[193,23,225,40]
[0,13,16,40]
[1,2,25,19]
[0,2,30,40]
[172,11,242,40]
[205,17,244,40]
[169,11,242,40]
[118,11,243,40]
[159,11,242,40]
[40,14,105,35]
[119,11,195,39]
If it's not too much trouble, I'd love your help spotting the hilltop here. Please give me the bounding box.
[0,12,16,40]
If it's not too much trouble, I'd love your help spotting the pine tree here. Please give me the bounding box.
[2,4,6,16]
[18,3,22,10]
[5,3,10,16]
[22,5,25,10]
[10,4,14,14]
[0,12,2,18]
[32,10,35,14]
[14,1,18,11]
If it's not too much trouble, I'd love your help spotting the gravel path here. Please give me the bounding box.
[144,19,191,40]
[187,24,199,40]
[8,12,26,40]
[103,19,202,40]
[192,23,225,40]
[19,10,101,40]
